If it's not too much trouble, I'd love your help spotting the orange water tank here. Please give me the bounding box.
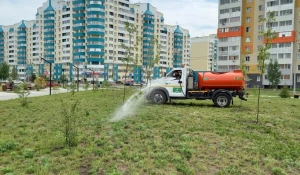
[198,70,245,90]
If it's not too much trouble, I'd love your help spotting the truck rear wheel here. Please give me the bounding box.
[150,90,167,104]
[213,93,231,107]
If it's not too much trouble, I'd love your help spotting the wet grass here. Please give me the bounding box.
[0,88,299,175]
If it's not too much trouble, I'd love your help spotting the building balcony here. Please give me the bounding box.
[73,12,85,18]
[73,52,85,56]
[87,25,105,30]
[73,58,85,63]
[87,58,104,63]
[73,7,85,11]
[87,45,104,49]
[44,37,54,41]
[217,26,243,38]
[73,26,85,31]
[73,32,85,37]
[73,45,85,49]
[73,39,85,43]
[87,4,105,8]
[87,18,105,22]
[44,42,54,46]
[87,31,104,36]
[87,38,104,42]
[87,51,105,56]
[44,19,55,23]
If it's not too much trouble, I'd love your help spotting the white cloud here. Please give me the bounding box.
[130,0,218,37]
[0,0,218,37]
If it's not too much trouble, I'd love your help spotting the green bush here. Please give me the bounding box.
[279,85,291,98]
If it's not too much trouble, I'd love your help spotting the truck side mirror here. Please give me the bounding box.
[178,80,182,84]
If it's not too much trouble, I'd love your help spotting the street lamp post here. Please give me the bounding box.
[62,68,65,88]
[40,57,52,95]
[71,63,80,92]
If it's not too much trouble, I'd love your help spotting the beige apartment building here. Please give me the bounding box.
[0,0,190,83]
[217,0,300,88]
[190,34,218,71]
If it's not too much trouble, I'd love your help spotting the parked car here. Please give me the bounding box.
[123,78,134,86]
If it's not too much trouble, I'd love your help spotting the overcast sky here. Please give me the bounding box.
[0,0,218,37]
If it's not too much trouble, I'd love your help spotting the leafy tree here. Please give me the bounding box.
[256,11,277,123]
[0,62,10,80]
[121,22,140,103]
[143,36,161,86]
[267,59,281,89]
[10,66,19,80]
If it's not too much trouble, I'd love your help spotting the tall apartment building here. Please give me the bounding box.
[217,0,300,88]
[190,34,218,71]
[0,0,190,83]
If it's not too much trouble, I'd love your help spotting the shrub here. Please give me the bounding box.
[102,81,111,88]
[34,76,46,90]
[84,81,89,91]
[69,80,77,95]
[61,100,79,148]
[279,85,291,98]
[15,82,30,107]
[0,141,17,153]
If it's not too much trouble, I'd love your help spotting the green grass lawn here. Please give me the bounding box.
[0,88,299,175]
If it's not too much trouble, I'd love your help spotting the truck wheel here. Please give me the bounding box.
[213,93,231,107]
[150,90,167,104]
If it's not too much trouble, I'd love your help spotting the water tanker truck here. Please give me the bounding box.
[145,67,248,107]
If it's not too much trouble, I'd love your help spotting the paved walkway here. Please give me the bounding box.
[0,87,121,101]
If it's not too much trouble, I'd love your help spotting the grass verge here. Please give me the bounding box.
[0,88,299,174]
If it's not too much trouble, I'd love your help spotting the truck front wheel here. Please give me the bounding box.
[150,90,167,104]
[213,93,231,107]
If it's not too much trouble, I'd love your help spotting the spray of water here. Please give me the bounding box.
[110,87,149,122]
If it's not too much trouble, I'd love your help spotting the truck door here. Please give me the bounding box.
[164,69,186,97]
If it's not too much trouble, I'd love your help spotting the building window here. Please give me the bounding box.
[297,75,300,82]
[280,9,293,16]
[220,0,230,5]
[231,7,240,12]
[280,0,293,5]
[258,35,263,41]
[298,65,300,71]
[246,27,250,32]
[246,37,250,42]
[267,1,279,7]
[246,56,250,61]
[258,25,264,31]
[259,5,264,11]
[257,75,261,82]
[247,7,252,12]
[281,75,290,80]
[247,0,252,2]
[245,46,250,52]
[230,16,240,22]
[246,17,251,23]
